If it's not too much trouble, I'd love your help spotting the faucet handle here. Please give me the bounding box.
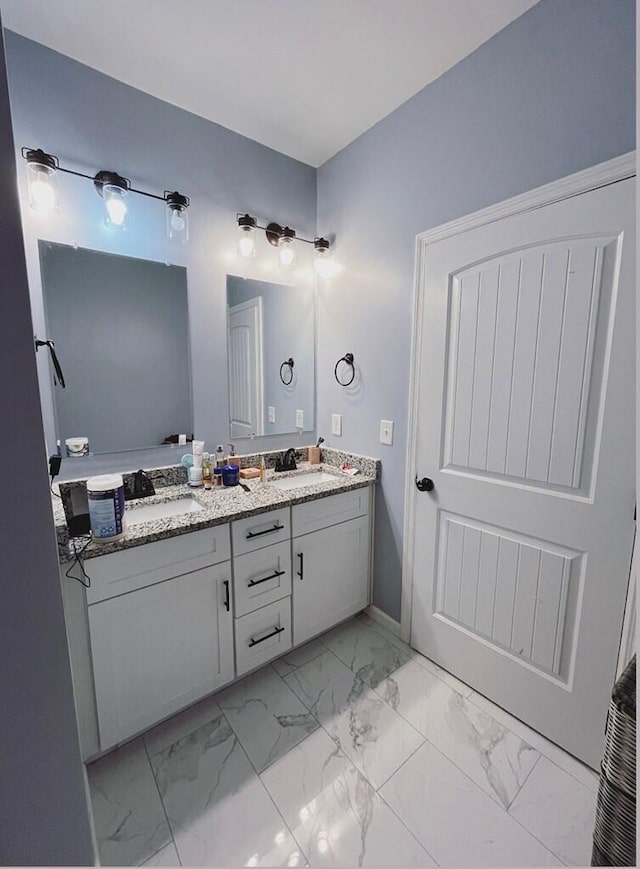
[133,469,155,497]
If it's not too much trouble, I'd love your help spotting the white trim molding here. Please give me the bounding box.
[617,528,637,677]
[400,151,636,644]
[365,604,402,638]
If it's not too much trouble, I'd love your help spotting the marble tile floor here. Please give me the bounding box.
[87,613,599,867]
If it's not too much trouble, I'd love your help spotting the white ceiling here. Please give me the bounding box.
[0,0,539,167]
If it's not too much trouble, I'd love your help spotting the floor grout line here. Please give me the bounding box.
[218,705,309,866]
[506,751,542,811]
[466,690,601,793]
[142,737,182,867]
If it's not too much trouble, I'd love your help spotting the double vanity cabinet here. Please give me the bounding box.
[61,483,373,759]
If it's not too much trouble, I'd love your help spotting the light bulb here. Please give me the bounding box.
[314,255,341,278]
[170,209,185,232]
[238,230,255,258]
[102,183,128,229]
[27,156,57,214]
[166,192,190,243]
[279,238,295,268]
[30,173,56,212]
[237,214,257,258]
[106,195,127,226]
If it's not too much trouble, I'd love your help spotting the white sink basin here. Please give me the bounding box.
[126,496,203,526]
[270,471,339,491]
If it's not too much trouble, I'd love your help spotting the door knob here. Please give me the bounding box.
[415,476,434,492]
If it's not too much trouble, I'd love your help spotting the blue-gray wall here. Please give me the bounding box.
[4,30,317,459]
[0,17,95,865]
[316,0,636,620]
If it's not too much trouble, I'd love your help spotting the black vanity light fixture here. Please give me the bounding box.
[22,147,190,243]
[236,213,337,275]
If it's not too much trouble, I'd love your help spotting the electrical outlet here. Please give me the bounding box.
[296,409,304,429]
[380,419,394,446]
[331,413,342,436]
[268,406,276,423]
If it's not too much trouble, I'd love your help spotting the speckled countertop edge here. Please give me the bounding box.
[55,463,377,563]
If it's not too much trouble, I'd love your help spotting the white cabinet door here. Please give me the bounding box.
[89,562,234,750]
[293,515,370,646]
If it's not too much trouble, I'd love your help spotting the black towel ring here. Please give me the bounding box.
[279,357,295,385]
[334,352,355,387]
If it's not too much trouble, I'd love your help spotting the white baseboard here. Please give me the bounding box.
[365,605,402,638]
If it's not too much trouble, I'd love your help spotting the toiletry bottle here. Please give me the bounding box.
[202,452,212,490]
[260,456,266,484]
[227,443,236,464]
[216,444,225,469]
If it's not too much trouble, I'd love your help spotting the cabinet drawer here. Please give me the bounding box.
[235,598,292,676]
[232,508,290,557]
[86,525,231,604]
[233,541,292,617]
[292,487,370,537]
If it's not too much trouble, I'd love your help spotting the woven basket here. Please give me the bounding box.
[592,656,636,866]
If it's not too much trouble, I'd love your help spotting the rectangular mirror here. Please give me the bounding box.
[39,241,193,454]
[227,275,315,438]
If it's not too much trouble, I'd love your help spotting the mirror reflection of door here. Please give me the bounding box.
[226,274,315,437]
[228,297,264,438]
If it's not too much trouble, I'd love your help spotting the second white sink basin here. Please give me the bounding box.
[126,496,203,526]
[270,471,339,491]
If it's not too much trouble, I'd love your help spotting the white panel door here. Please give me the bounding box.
[411,178,635,768]
[89,563,234,750]
[228,298,264,438]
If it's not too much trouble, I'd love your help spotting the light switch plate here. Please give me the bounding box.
[296,409,304,429]
[268,406,276,423]
[331,413,342,436]
[380,419,394,446]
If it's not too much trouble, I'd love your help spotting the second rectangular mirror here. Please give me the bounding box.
[227,275,315,438]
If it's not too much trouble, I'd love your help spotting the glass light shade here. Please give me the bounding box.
[167,203,189,243]
[103,183,128,229]
[27,162,57,214]
[279,237,296,269]
[237,224,256,258]
[314,246,335,277]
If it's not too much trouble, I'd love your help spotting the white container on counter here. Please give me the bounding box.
[87,474,126,542]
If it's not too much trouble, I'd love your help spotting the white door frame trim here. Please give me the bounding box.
[400,151,636,644]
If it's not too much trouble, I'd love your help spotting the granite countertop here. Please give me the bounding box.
[55,462,378,563]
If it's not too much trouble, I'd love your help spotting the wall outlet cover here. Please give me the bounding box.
[268,406,276,423]
[296,409,304,428]
[380,419,394,446]
[331,413,342,436]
